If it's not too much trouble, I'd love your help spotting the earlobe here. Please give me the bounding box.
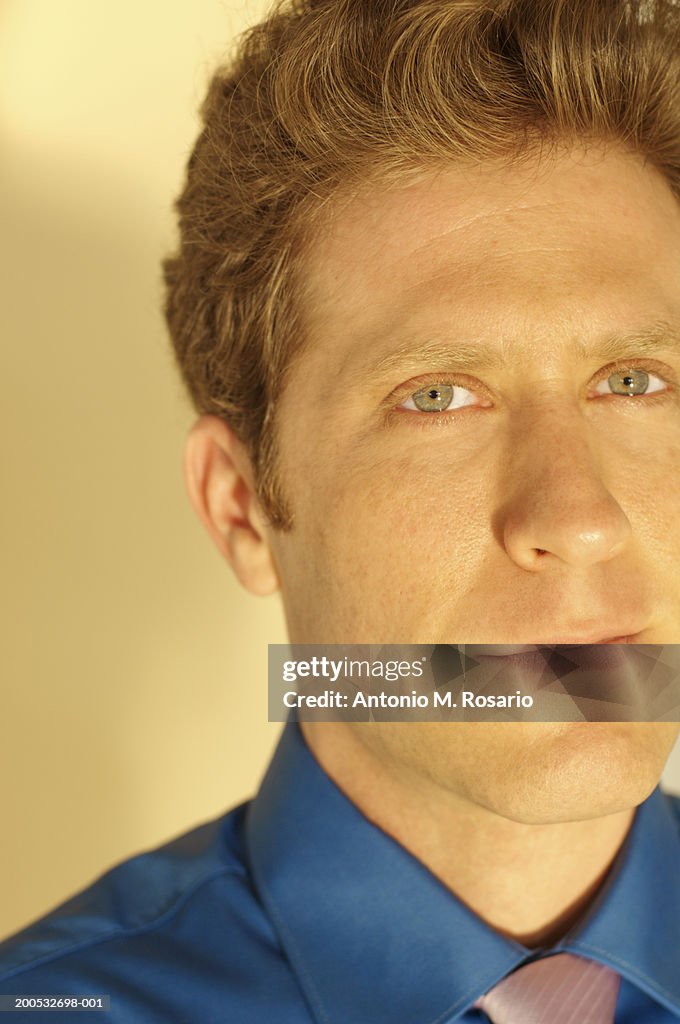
[182,415,280,596]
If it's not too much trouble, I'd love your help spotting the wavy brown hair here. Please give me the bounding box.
[163,0,680,531]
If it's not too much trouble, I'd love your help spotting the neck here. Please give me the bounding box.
[300,721,635,948]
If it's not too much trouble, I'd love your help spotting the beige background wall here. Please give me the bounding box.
[1,0,285,941]
[2,0,680,942]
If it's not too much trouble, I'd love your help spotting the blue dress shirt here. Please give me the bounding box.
[1,717,680,1022]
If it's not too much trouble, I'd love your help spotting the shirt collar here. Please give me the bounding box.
[561,776,680,1016]
[245,718,680,1024]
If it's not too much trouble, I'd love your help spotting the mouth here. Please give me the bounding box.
[441,635,668,718]
[462,638,646,680]
[464,635,640,657]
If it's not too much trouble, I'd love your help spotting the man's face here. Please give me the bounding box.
[264,143,680,821]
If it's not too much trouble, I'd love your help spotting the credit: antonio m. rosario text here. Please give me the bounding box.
[282,690,535,710]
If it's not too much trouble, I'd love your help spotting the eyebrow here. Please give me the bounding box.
[350,318,680,381]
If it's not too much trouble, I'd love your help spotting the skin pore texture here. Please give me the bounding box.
[185,143,680,947]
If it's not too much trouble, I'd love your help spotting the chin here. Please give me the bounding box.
[471,722,676,826]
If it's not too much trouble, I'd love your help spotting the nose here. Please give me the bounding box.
[497,403,633,571]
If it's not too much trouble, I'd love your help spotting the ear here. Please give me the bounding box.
[183,414,280,596]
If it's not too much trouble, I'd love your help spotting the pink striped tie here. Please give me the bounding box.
[474,953,621,1023]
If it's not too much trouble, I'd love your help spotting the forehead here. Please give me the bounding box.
[295,145,680,375]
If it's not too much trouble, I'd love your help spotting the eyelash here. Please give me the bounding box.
[387,360,679,425]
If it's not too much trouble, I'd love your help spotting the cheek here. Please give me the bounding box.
[612,420,680,551]
[278,442,496,641]
[317,445,492,585]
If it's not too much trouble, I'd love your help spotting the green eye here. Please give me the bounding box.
[400,382,477,413]
[607,369,649,395]
[594,368,669,398]
[411,384,456,412]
